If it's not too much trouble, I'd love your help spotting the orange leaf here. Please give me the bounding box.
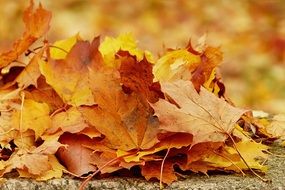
[118,51,162,103]
[0,1,51,68]
[40,37,103,106]
[24,77,65,112]
[191,47,223,92]
[57,133,97,176]
[141,160,177,185]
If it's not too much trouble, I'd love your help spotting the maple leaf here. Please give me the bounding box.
[11,99,51,139]
[18,155,65,181]
[39,37,102,106]
[264,114,285,138]
[141,160,177,185]
[191,46,223,92]
[15,48,45,89]
[24,77,65,112]
[117,133,193,163]
[79,96,160,151]
[99,33,153,67]
[50,34,79,60]
[118,51,162,103]
[0,134,64,179]
[48,107,90,134]
[204,140,268,172]
[57,133,97,176]
[153,49,201,82]
[0,1,51,68]
[152,80,246,145]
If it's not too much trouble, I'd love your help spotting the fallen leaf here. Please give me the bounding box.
[15,48,45,88]
[24,76,65,112]
[141,160,177,185]
[152,80,246,145]
[153,49,200,82]
[204,141,268,172]
[57,133,97,176]
[0,149,51,177]
[36,155,65,181]
[39,37,102,106]
[118,133,193,163]
[48,107,90,134]
[79,92,160,151]
[191,47,223,91]
[99,33,153,67]
[264,114,285,138]
[0,1,51,68]
[119,52,161,103]
[50,34,79,60]
[11,99,51,139]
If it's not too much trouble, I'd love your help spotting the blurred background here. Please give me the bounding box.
[0,0,285,113]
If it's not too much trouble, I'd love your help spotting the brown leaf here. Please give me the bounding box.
[141,160,177,185]
[118,51,161,103]
[152,80,246,145]
[57,133,97,176]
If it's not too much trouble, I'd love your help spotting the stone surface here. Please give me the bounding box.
[0,142,284,190]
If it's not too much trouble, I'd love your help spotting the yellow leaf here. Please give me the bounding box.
[153,49,200,82]
[0,161,5,170]
[39,39,100,106]
[12,99,51,139]
[36,155,65,181]
[99,33,153,67]
[204,141,268,172]
[49,107,89,134]
[17,155,64,181]
[50,34,79,59]
[14,130,35,149]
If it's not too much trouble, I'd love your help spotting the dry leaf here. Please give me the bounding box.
[152,80,246,145]
[0,1,51,68]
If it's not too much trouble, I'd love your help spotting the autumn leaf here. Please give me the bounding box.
[50,34,79,60]
[0,2,276,185]
[57,133,97,176]
[99,33,153,67]
[119,51,162,103]
[0,149,50,177]
[48,107,90,134]
[39,37,102,106]
[18,155,65,181]
[117,133,193,163]
[11,99,51,139]
[79,96,160,151]
[152,80,246,145]
[264,114,285,138]
[0,1,51,68]
[24,77,65,112]
[141,160,177,185]
[15,48,45,89]
[153,49,200,82]
[191,46,223,92]
[204,140,268,172]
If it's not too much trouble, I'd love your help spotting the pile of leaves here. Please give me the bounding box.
[0,2,282,189]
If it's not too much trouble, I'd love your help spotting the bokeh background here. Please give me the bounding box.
[1,0,285,113]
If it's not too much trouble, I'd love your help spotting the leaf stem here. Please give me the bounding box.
[160,148,170,189]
